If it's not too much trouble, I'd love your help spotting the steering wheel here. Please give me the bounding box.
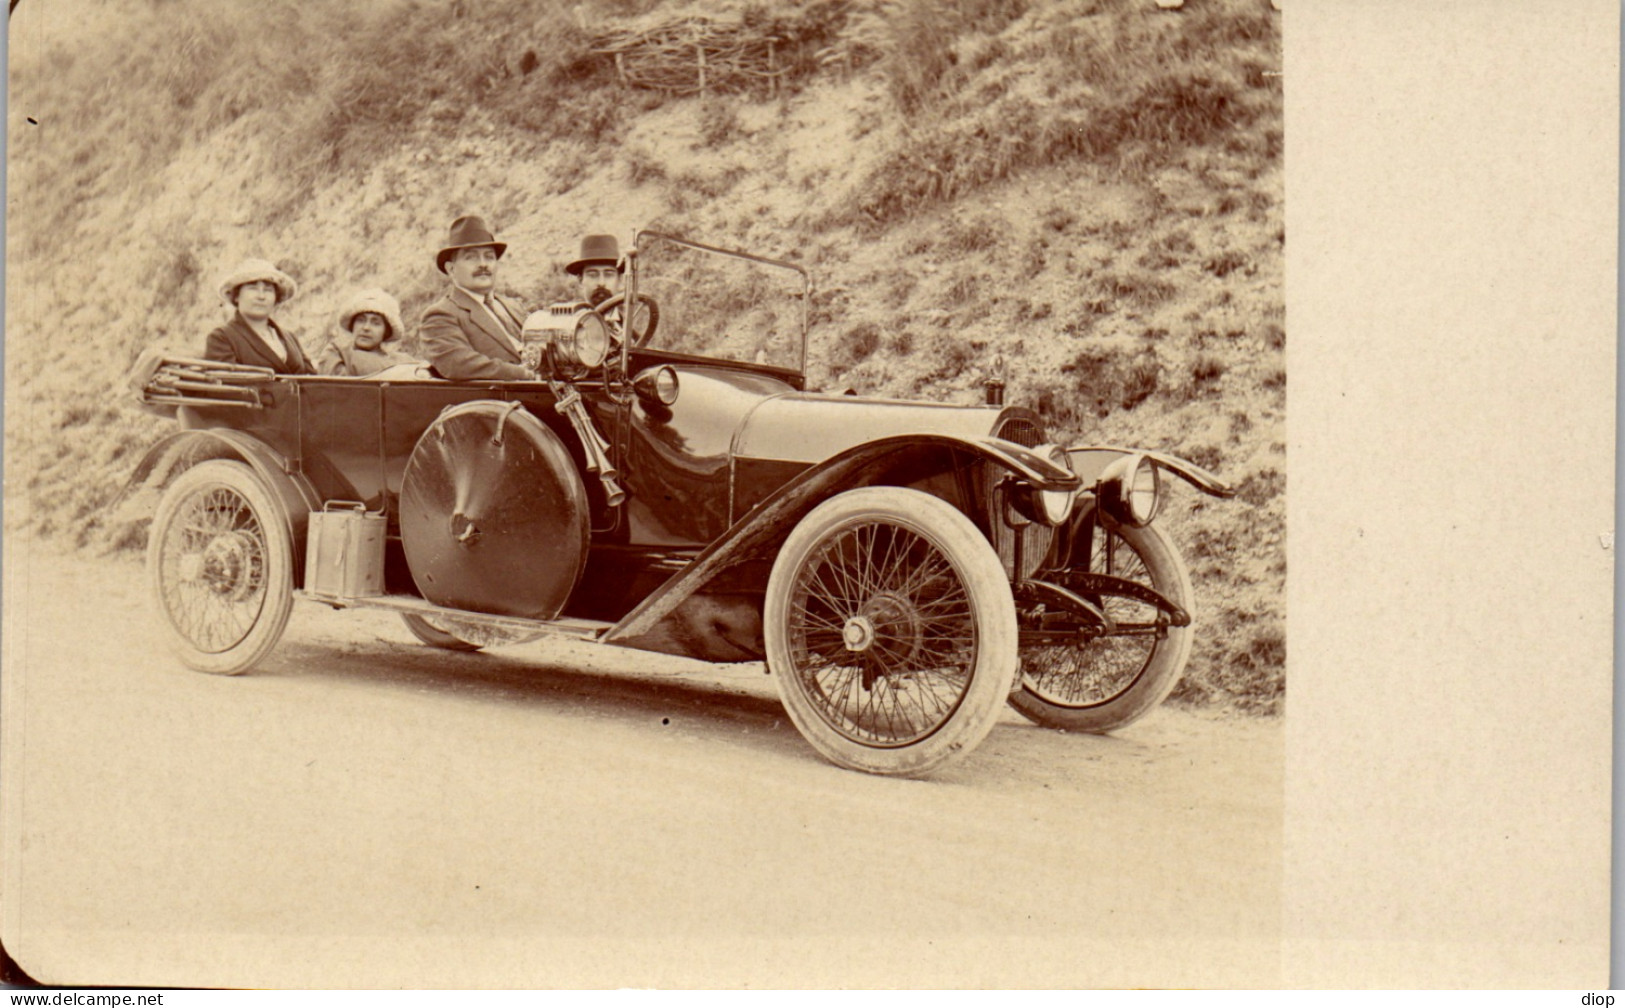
[592,292,660,348]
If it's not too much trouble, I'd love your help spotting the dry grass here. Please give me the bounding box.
[819,0,1280,231]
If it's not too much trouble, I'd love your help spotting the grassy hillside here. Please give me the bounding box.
[7,0,1283,712]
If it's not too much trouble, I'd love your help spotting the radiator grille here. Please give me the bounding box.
[991,521,1052,579]
[995,416,1044,447]
[987,415,1055,575]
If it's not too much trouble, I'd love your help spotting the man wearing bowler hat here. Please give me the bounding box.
[566,234,623,310]
[418,215,536,381]
[552,233,657,343]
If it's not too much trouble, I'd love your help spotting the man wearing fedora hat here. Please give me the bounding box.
[418,215,536,381]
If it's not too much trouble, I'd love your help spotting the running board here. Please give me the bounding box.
[298,591,614,641]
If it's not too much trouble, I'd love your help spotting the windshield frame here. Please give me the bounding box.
[624,230,811,379]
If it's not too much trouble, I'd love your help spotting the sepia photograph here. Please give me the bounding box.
[0,0,1611,991]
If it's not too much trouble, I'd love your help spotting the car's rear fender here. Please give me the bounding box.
[604,433,1071,644]
[115,429,320,581]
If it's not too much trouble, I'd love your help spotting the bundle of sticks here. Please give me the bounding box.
[589,13,788,95]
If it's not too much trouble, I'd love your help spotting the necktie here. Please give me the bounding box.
[485,296,520,354]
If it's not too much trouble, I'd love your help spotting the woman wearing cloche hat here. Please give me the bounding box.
[317,288,417,377]
[203,257,314,374]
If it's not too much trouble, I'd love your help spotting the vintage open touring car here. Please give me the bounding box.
[123,231,1233,776]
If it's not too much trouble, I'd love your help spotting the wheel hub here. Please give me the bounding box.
[840,592,926,666]
[196,531,262,601]
[842,614,875,651]
[867,592,924,662]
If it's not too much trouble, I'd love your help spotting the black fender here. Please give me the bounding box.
[604,433,1071,643]
[1066,446,1235,499]
[114,429,319,582]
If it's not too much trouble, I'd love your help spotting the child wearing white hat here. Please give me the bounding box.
[318,288,418,377]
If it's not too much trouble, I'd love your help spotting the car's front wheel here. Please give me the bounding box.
[764,487,1017,776]
[1010,520,1193,732]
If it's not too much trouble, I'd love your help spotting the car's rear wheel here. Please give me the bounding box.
[1010,520,1193,732]
[764,487,1017,776]
[148,460,294,675]
[399,613,541,651]
[400,613,481,651]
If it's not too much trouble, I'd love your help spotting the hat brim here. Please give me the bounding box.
[437,241,508,273]
[220,273,297,304]
[566,258,622,277]
[339,308,405,341]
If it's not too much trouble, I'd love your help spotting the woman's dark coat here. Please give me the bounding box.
[204,313,314,374]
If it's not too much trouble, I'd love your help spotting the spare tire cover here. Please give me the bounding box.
[400,401,589,620]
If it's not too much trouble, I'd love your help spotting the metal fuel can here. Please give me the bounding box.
[305,502,385,599]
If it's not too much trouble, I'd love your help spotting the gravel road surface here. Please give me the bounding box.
[3,545,1283,987]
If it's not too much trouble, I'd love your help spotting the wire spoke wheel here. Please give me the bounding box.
[148,460,293,674]
[789,523,977,746]
[1011,520,1193,733]
[765,487,1016,776]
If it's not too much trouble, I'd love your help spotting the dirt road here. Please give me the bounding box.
[3,546,1283,988]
